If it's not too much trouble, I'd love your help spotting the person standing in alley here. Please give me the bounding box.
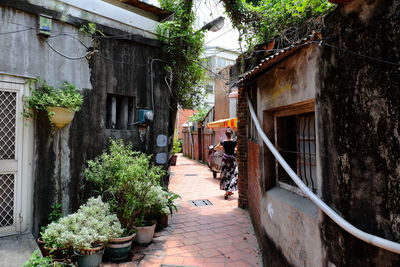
[215,128,238,199]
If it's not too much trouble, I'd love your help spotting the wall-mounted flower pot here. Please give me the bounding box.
[48,107,75,129]
[105,233,136,262]
[134,224,156,244]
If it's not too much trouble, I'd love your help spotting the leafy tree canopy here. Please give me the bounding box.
[221,0,334,46]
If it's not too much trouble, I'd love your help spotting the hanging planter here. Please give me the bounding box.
[23,78,83,129]
[48,107,76,128]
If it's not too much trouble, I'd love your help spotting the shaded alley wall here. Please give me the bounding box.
[318,0,400,265]
[0,4,171,236]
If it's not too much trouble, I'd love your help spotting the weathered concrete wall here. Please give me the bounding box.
[0,4,171,236]
[257,46,318,112]
[318,0,400,265]
[252,45,324,267]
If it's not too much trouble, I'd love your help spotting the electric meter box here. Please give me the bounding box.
[138,109,154,124]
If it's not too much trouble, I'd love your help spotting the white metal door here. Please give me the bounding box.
[0,75,33,236]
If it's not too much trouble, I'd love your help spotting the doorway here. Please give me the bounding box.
[0,74,34,236]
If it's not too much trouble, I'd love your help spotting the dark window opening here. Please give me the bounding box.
[276,112,316,193]
[106,94,135,130]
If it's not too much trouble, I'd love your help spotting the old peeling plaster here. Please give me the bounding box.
[52,127,71,215]
[343,0,387,23]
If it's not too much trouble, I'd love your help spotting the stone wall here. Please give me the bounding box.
[318,0,400,265]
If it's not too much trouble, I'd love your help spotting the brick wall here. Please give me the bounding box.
[176,109,196,139]
[237,86,248,208]
[247,140,262,234]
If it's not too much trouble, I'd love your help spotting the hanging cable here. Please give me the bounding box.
[44,39,89,60]
[0,28,33,36]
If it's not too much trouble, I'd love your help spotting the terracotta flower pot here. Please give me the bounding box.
[170,155,178,166]
[47,107,75,128]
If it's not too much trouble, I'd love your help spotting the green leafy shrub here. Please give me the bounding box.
[42,197,123,251]
[223,0,334,46]
[189,107,210,123]
[172,137,182,154]
[85,139,174,230]
[157,0,207,109]
[24,78,83,118]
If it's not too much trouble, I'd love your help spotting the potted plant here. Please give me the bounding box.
[23,250,74,267]
[37,203,63,257]
[155,190,181,230]
[85,140,166,251]
[24,78,83,128]
[170,137,181,166]
[42,197,123,267]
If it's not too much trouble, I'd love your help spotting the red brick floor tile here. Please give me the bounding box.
[182,256,205,266]
[161,256,184,265]
[128,155,261,267]
[203,256,226,263]
[226,260,253,267]
[198,248,222,258]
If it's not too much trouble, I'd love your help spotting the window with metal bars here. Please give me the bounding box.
[275,112,317,193]
[106,94,135,130]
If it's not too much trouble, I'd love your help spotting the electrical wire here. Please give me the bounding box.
[44,39,89,60]
[0,28,33,36]
[205,28,234,44]
[318,41,400,67]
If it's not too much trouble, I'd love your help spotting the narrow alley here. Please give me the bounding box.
[125,154,262,267]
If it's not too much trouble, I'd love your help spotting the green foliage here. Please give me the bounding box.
[172,137,181,154]
[157,0,207,109]
[79,22,105,36]
[85,139,173,229]
[23,250,75,267]
[23,250,59,267]
[41,197,123,251]
[40,203,63,235]
[222,0,334,46]
[24,78,83,118]
[189,107,210,122]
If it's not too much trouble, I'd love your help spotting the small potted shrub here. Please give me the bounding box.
[85,139,167,246]
[42,197,123,267]
[24,78,83,128]
[170,137,181,166]
[37,203,63,257]
[23,250,75,267]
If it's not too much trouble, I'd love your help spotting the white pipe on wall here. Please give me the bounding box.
[247,96,400,254]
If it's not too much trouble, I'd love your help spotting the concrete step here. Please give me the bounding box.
[0,233,38,267]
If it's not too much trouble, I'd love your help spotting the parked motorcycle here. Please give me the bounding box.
[207,144,223,179]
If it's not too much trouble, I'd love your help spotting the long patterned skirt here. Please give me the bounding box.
[220,154,238,192]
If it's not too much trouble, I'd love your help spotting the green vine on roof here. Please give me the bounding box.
[157,0,207,109]
[221,0,334,46]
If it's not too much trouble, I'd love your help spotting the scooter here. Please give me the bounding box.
[207,144,223,179]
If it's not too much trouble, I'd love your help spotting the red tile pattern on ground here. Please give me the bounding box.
[102,155,262,267]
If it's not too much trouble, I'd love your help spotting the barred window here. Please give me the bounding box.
[275,110,316,193]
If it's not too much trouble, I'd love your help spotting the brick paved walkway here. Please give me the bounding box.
[103,154,262,267]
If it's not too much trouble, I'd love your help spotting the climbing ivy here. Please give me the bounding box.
[157,0,207,109]
[221,0,334,46]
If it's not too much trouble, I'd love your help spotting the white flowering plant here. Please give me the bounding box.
[42,197,123,252]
